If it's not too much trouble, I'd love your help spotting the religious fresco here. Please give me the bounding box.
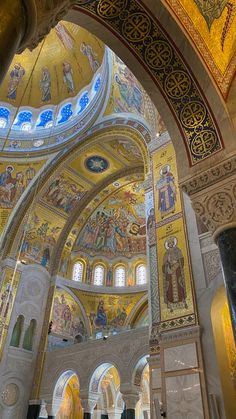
[70,145,123,184]
[0,21,105,107]
[42,170,87,215]
[18,205,64,268]
[157,219,194,321]
[153,144,182,221]
[56,375,83,419]
[51,288,87,340]
[0,159,45,234]
[72,289,145,333]
[163,0,236,96]
[104,53,166,135]
[152,142,195,326]
[107,139,143,163]
[75,182,146,258]
[0,267,21,359]
[60,172,144,261]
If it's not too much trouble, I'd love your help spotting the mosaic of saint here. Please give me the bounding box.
[162,236,187,312]
[42,173,87,214]
[0,163,41,209]
[0,21,105,107]
[75,291,145,333]
[105,53,166,135]
[51,289,86,340]
[75,182,146,258]
[156,165,176,219]
[19,207,64,268]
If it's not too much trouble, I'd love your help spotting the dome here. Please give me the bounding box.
[0,21,107,152]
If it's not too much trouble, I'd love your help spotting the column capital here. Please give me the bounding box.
[107,407,123,419]
[120,389,140,410]
[19,0,75,53]
[79,390,100,413]
[181,158,236,241]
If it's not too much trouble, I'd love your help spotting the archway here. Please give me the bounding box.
[89,363,123,418]
[52,370,82,419]
[211,286,236,419]
[64,1,235,177]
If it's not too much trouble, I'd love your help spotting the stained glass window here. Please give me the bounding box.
[73,261,84,282]
[94,264,105,286]
[115,266,126,287]
[136,264,146,285]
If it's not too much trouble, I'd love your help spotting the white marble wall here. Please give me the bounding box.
[0,261,51,419]
[183,194,226,419]
[164,343,198,372]
[166,373,203,419]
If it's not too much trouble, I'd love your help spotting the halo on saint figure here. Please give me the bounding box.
[164,236,177,249]
[160,165,170,176]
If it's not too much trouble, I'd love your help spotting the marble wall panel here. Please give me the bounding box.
[166,373,204,419]
[164,343,197,372]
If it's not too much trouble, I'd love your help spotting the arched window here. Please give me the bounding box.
[10,315,24,348]
[136,264,147,285]
[94,264,105,286]
[115,266,126,287]
[23,319,37,351]
[73,261,84,282]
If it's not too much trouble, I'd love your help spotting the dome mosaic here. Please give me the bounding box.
[0,21,107,152]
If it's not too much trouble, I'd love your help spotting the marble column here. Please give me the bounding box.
[80,391,99,419]
[107,407,123,419]
[121,392,140,419]
[217,228,236,341]
[26,400,41,419]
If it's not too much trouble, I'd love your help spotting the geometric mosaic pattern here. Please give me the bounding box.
[75,0,223,165]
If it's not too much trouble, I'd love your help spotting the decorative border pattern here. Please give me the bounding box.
[162,0,236,98]
[74,0,223,165]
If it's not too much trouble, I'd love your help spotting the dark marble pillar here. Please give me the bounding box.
[27,404,41,419]
[217,228,236,342]
[84,413,92,419]
[122,408,135,419]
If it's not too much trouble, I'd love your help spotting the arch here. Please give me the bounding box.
[10,315,24,348]
[132,355,149,387]
[53,369,77,400]
[65,1,234,174]
[1,124,148,261]
[53,370,82,419]
[89,362,120,394]
[211,286,236,419]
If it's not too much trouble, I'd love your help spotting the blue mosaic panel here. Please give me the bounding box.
[85,155,109,173]
[13,111,32,127]
[57,103,73,124]
[94,77,101,92]
[78,92,89,114]
[36,110,53,127]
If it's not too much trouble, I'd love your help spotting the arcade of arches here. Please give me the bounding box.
[0,1,235,419]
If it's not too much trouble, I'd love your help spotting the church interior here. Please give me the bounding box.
[0,1,235,419]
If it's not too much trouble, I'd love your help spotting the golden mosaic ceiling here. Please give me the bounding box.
[0,21,105,108]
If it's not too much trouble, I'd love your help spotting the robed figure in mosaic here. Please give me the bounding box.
[156,165,176,218]
[162,236,188,312]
